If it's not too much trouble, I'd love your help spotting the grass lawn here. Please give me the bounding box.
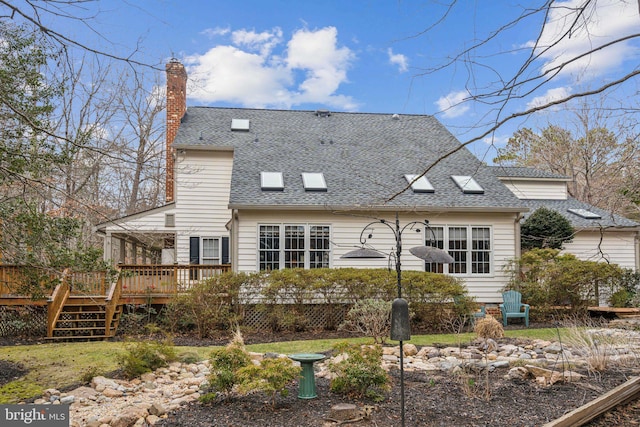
[0,327,563,403]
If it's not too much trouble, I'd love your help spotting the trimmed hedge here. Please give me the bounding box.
[163,268,472,335]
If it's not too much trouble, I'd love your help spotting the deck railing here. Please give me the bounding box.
[68,271,108,296]
[0,265,58,297]
[118,264,232,295]
[47,269,71,337]
[1,264,231,301]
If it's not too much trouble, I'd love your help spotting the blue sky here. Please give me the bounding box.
[33,0,640,161]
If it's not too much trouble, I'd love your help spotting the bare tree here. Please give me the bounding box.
[107,71,166,215]
[394,1,640,202]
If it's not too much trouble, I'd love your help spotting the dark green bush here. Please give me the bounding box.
[118,338,177,379]
[521,207,574,250]
[505,248,632,317]
[329,342,390,401]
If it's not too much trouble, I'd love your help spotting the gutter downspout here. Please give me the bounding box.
[231,209,239,272]
[514,213,524,260]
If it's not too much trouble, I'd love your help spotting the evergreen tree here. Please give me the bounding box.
[521,207,574,251]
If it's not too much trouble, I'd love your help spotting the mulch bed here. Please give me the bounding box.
[2,327,639,426]
[156,367,638,427]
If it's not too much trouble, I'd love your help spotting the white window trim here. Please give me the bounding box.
[257,223,332,270]
[424,225,493,276]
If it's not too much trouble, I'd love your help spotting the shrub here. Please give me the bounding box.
[207,335,252,395]
[164,272,250,338]
[504,248,630,317]
[237,357,301,407]
[339,299,391,344]
[402,271,471,331]
[164,268,473,333]
[329,342,390,401]
[474,316,504,340]
[118,338,177,379]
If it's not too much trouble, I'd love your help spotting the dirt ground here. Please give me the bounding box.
[1,329,639,426]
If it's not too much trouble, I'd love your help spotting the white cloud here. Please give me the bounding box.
[201,27,230,38]
[532,0,638,80]
[435,90,470,118]
[387,48,408,73]
[231,28,283,57]
[184,26,357,110]
[526,86,571,110]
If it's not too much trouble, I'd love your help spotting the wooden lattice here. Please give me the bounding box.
[0,305,46,337]
[242,304,351,330]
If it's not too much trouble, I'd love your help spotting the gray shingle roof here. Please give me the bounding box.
[174,107,526,210]
[489,166,569,180]
[520,198,638,228]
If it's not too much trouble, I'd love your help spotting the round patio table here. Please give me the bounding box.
[288,353,326,399]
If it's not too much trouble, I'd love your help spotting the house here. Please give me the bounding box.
[94,60,639,303]
[491,166,640,269]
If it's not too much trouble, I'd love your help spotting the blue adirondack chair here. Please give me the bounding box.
[500,290,529,327]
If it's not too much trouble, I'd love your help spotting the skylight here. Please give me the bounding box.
[231,119,250,131]
[301,172,327,191]
[568,208,601,219]
[451,175,484,194]
[260,172,284,191]
[404,174,434,193]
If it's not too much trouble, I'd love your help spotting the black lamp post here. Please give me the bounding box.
[341,213,453,427]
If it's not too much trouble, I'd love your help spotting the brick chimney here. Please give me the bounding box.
[165,59,187,203]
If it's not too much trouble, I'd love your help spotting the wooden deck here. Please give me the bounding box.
[0,264,231,339]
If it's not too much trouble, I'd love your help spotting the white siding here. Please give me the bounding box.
[562,230,638,269]
[102,206,174,232]
[235,210,520,303]
[174,150,233,263]
[502,180,567,200]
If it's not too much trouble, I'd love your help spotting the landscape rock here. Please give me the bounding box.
[110,406,148,427]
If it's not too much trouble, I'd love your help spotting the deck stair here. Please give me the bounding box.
[46,296,122,341]
[45,270,123,341]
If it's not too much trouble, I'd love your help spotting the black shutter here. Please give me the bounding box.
[189,237,200,264]
[222,236,230,264]
[189,237,199,280]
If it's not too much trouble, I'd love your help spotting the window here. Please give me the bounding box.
[404,174,435,193]
[202,238,220,265]
[284,225,305,268]
[302,172,327,191]
[309,225,331,268]
[231,118,250,131]
[259,224,331,270]
[424,226,492,275]
[260,172,284,191]
[567,208,601,219]
[259,225,280,271]
[449,227,468,274]
[451,175,484,194]
[425,226,444,273]
[471,227,491,274]
[189,236,230,279]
